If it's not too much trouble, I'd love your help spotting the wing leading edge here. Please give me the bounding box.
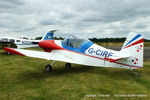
[4,47,78,64]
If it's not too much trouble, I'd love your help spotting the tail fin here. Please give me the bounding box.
[121,32,144,68]
[42,30,57,40]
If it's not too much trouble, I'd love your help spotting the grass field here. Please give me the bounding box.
[0,48,150,100]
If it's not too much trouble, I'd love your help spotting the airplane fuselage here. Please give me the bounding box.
[0,37,40,48]
[39,40,140,69]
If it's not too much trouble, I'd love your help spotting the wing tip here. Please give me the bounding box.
[4,47,25,56]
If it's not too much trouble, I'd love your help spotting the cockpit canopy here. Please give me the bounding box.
[62,35,93,52]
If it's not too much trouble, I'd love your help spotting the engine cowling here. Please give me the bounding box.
[39,40,63,52]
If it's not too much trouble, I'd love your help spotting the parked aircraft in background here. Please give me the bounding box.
[4,31,144,76]
[0,30,57,48]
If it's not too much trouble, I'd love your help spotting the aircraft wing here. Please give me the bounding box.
[105,56,130,62]
[4,47,78,64]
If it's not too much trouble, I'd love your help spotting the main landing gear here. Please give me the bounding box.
[65,63,71,69]
[45,61,71,71]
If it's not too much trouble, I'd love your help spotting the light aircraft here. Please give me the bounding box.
[0,30,57,48]
[4,31,144,76]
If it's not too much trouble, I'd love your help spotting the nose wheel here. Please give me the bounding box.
[45,64,52,71]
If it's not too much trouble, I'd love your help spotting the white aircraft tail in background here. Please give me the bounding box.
[41,30,57,40]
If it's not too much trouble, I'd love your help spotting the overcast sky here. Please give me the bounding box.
[0,0,150,39]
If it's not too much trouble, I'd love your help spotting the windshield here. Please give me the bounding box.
[62,35,90,48]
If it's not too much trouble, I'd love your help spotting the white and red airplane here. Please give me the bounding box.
[0,30,57,48]
[4,32,144,76]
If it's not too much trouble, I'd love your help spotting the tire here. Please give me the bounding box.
[45,64,52,71]
[7,43,11,48]
[65,63,71,69]
[7,43,11,54]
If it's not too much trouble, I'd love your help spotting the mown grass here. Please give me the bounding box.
[0,49,150,100]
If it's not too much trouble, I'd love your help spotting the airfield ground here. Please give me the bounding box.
[0,47,150,100]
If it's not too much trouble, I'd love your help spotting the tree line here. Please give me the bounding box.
[35,37,150,42]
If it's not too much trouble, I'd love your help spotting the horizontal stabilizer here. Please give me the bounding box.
[105,56,130,62]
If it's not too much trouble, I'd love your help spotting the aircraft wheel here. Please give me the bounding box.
[7,43,11,48]
[45,64,52,71]
[7,43,12,54]
[65,63,71,69]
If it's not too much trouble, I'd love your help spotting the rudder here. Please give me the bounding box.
[121,32,144,68]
